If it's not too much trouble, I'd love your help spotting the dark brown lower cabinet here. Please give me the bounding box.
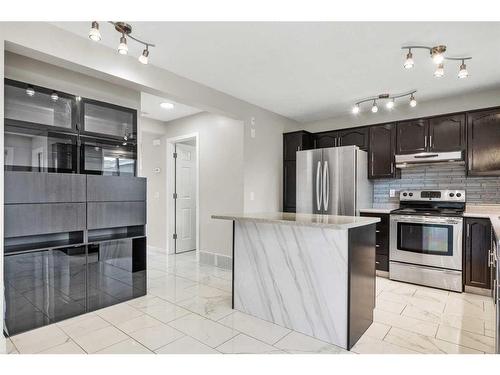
[283,161,296,212]
[464,217,492,289]
[360,212,389,271]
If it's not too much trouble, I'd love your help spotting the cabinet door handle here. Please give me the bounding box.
[429,135,433,149]
[424,135,428,149]
[338,138,342,147]
[376,230,381,233]
[297,145,301,151]
[376,244,380,248]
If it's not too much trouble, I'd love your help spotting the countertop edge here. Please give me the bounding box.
[212,214,380,229]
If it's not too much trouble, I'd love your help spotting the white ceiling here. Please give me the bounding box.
[140,92,202,122]
[53,22,500,123]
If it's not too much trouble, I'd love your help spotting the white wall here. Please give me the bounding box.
[160,112,244,257]
[304,87,500,132]
[140,118,169,250]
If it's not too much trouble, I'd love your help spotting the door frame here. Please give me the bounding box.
[165,132,200,258]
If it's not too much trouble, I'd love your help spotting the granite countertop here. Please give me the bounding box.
[212,212,380,229]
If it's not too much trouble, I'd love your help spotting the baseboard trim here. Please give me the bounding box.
[464,285,491,296]
[199,251,232,270]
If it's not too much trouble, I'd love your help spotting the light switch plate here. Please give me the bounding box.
[153,139,161,146]
[250,128,256,138]
[250,192,255,201]
[389,189,396,198]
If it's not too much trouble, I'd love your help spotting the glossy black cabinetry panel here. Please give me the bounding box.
[467,108,500,176]
[464,218,491,289]
[4,80,76,130]
[81,136,136,176]
[5,172,86,204]
[81,99,137,140]
[5,124,77,173]
[87,175,146,202]
[87,237,146,311]
[4,247,87,336]
[369,124,398,179]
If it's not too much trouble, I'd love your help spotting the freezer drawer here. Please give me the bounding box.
[87,175,146,202]
[4,203,86,238]
[87,201,146,230]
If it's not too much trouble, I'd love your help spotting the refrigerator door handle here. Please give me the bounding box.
[316,161,322,211]
[323,161,329,211]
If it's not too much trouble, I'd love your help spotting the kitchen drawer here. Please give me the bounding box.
[5,172,86,204]
[4,203,86,238]
[87,201,146,230]
[87,175,146,202]
[376,254,389,272]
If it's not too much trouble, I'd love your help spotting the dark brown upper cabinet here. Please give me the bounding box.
[338,127,369,150]
[283,131,314,161]
[283,160,297,212]
[428,114,466,152]
[464,217,491,289]
[396,119,428,154]
[467,108,500,176]
[314,131,339,148]
[369,123,398,179]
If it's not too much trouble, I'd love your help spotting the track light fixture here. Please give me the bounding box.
[401,44,471,79]
[352,91,417,115]
[88,21,155,64]
[26,85,35,97]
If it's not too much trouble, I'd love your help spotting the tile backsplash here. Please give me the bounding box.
[374,164,500,205]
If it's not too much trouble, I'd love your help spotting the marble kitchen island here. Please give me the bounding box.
[212,212,380,350]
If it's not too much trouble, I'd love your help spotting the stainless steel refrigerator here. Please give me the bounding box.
[296,146,372,215]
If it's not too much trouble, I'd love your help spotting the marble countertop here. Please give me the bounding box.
[212,212,380,229]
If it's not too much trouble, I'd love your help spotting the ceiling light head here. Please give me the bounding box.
[371,100,378,113]
[139,47,149,65]
[409,94,417,107]
[352,104,360,114]
[458,61,468,79]
[26,85,35,97]
[386,99,395,110]
[434,63,445,78]
[118,35,128,55]
[50,91,59,102]
[160,102,174,110]
[88,21,101,42]
[404,50,414,69]
[431,45,446,65]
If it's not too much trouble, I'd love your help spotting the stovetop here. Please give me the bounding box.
[391,190,466,217]
[390,207,464,217]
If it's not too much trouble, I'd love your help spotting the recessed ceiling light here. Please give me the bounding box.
[160,102,174,110]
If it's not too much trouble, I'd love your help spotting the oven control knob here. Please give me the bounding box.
[456,193,462,198]
[403,192,407,197]
[449,193,455,197]
[409,193,413,197]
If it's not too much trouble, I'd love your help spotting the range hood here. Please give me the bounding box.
[395,151,464,168]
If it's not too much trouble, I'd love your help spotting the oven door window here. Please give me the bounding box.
[397,222,453,256]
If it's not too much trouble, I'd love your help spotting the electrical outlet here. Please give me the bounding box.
[250,128,256,138]
[154,192,160,199]
[389,189,396,198]
[153,139,161,146]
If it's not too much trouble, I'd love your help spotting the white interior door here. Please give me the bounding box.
[175,142,197,253]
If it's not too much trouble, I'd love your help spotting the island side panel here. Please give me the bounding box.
[347,223,376,349]
[233,220,349,349]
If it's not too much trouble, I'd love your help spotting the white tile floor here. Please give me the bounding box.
[2,248,496,354]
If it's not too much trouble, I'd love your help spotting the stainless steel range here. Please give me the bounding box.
[389,190,465,292]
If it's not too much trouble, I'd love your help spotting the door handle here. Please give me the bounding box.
[323,161,329,211]
[316,161,322,211]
